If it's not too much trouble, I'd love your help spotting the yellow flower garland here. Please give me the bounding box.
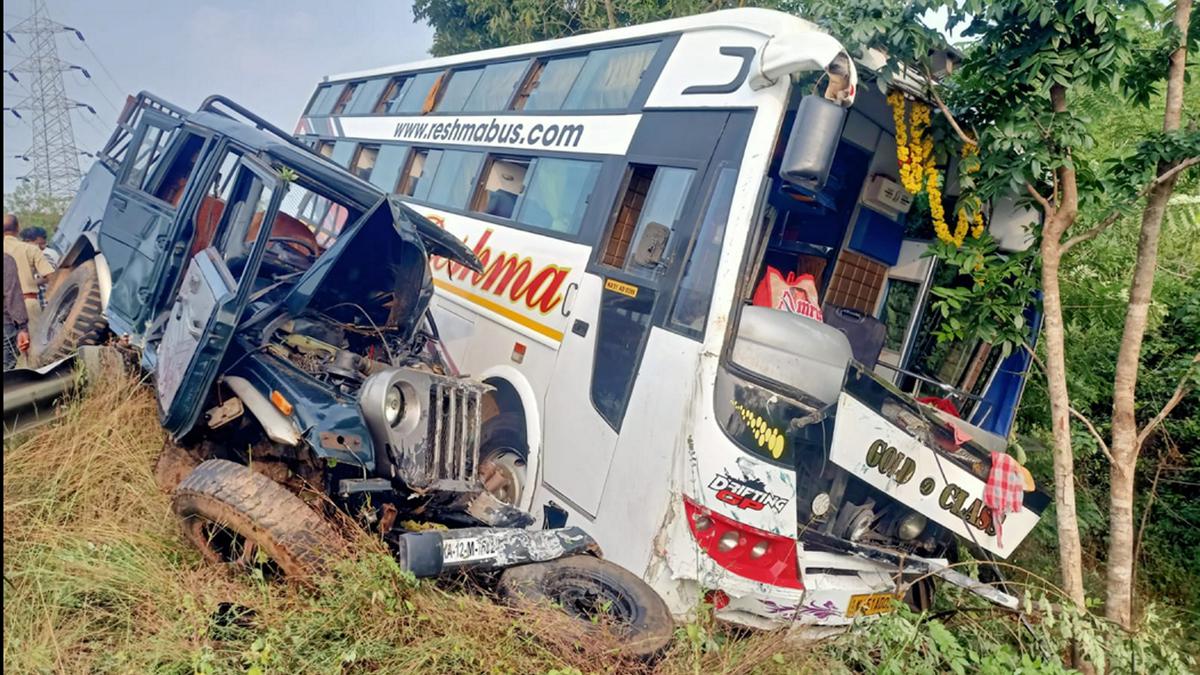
[890,90,963,244]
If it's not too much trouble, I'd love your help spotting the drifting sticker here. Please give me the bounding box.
[708,470,790,513]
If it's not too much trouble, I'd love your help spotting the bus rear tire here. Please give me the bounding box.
[497,555,675,660]
[31,259,107,366]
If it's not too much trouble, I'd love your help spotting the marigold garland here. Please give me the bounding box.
[890,91,988,248]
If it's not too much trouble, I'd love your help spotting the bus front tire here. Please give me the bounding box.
[497,555,675,660]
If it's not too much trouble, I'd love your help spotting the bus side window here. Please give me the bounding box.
[398,148,435,197]
[329,141,356,169]
[306,84,341,116]
[330,82,360,115]
[350,144,380,181]
[600,164,694,280]
[668,166,739,338]
[368,144,410,193]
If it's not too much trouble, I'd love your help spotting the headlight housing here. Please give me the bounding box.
[384,385,404,427]
[898,513,927,541]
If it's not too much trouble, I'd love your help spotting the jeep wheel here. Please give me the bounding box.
[173,459,342,579]
[497,555,674,659]
[31,259,107,366]
[479,412,527,506]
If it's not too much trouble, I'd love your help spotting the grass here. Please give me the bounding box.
[10,369,1190,673]
[2,370,836,674]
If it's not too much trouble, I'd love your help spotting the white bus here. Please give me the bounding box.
[294,8,1046,629]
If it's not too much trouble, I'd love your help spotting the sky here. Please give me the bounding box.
[2,0,436,194]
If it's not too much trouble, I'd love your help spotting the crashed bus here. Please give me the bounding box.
[295,8,1047,629]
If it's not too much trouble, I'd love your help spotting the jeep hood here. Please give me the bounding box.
[282,195,481,335]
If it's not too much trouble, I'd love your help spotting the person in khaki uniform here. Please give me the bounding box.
[2,214,55,325]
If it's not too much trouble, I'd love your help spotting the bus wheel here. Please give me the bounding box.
[31,259,107,366]
[478,412,526,506]
[497,555,674,660]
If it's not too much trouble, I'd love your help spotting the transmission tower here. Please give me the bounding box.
[3,0,96,199]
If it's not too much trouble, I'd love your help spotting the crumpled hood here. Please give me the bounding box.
[283,194,482,319]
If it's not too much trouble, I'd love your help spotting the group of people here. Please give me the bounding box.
[3,214,58,370]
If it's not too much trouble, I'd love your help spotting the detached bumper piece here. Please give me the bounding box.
[391,526,600,577]
[803,530,1019,610]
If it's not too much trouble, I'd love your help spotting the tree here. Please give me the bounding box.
[1100,0,1196,629]
[3,181,69,236]
[413,0,772,56]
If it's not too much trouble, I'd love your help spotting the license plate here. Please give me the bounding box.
[846,592,899,617]
[441,535,499,565]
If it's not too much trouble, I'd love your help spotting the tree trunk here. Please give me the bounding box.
[1039,236,1088,610]
[1103,0,1191,630]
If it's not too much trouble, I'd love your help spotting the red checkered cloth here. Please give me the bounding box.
[985,452,1025,548]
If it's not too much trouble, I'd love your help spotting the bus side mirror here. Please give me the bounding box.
[779,95,848,192]
[632,221,670,268]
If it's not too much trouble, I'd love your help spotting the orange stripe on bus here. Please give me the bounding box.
[432,278,565,343]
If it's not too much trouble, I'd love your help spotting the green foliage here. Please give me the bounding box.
[3,181,69,237]
[927,233,1039,356]
[413,0,776,57]
[827,586,1196,675]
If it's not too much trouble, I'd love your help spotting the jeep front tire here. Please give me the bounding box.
[173,459,344,579]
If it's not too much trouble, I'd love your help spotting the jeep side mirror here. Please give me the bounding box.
[779,95,848,192]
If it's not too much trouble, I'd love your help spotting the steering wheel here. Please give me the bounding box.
[267,235,321,258]
[258,235,321,275]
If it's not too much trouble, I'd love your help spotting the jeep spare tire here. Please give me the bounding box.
[497,555,674,659]
[173,459,343,579]
[31,259,107,366]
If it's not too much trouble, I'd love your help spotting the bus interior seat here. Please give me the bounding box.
[485,189,519,218]
[732,304,852,405]
[821,304,886,369]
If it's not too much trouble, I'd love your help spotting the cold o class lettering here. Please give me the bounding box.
[864,439,917,485]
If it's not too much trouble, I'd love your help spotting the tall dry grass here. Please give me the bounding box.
[3,370,825,674]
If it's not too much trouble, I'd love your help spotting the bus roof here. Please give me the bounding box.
[323,8,825,84]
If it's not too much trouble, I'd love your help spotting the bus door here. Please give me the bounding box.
[540,111,733,517]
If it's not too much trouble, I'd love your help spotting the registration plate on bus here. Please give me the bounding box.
[846,592,899,617]
[441,535,500,565]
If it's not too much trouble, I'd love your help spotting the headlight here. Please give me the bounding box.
[384,385,404,427]
[811,492,831,517]
[898,513,927,541]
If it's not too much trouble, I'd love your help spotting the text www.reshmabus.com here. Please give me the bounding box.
[392,117,585,148]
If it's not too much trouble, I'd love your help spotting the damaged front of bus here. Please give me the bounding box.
[657,27,1047,631]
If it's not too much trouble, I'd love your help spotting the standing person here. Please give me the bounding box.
[20,226,58,268]
[4,253,30,370]
[3,214,55,325]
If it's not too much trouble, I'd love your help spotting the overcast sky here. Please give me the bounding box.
[3,0,435,194]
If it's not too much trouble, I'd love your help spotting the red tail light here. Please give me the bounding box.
[683,496,803,589]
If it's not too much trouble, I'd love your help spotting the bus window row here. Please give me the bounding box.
[311,138,601,237]
[306,41,662,118]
